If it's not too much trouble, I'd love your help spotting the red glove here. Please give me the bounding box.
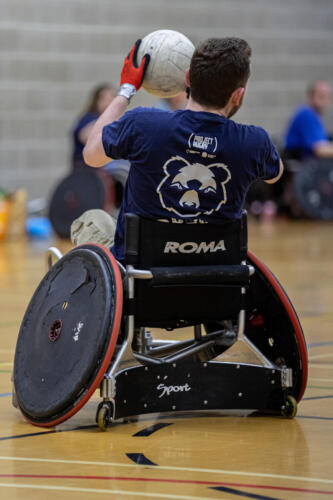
[120,39,150,90]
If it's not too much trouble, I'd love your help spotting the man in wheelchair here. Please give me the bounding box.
[80,37,283,260]
[13,37,307,430]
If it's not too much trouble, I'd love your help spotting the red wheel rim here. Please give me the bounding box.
[247,250,308,402]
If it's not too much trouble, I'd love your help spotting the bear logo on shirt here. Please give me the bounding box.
[156,156,231,218]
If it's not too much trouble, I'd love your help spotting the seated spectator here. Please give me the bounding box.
[71,84,116,170]
[284,81,332,159]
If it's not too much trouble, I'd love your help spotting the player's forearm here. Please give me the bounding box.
[313,141,333,158]
[84,40,149,167]
[83,96,128,167]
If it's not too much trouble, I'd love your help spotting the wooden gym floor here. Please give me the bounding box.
[0,218,332,500]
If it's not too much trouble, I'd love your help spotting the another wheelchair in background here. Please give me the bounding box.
[272,148,333,220]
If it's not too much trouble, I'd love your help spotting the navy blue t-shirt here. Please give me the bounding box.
[102,107,280,261]
[285,105,328,158]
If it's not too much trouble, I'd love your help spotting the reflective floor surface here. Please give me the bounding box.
[0,218,332,499]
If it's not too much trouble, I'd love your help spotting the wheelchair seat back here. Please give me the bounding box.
[124,213,249,327]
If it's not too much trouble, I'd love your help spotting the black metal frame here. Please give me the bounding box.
[97,214,295,425]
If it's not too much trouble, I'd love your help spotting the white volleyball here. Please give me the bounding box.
[137,29,195,98]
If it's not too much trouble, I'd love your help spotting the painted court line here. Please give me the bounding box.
[211,485,278,499]
[302,395,333,401]
[309,377,333,383]
[1,473,332,496]
[309,353,333,361]
[127,453,157,466]
[133,423,173,436]
[0,424,97,442]
[309,364,333,370]
[0,456,332,486]
[0,321,20,328]
[0,482,221,500]
[308,386,333,390]
[308,341,333,349]
[297,415,333,421]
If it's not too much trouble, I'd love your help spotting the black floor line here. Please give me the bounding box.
[307,340,333,348]
[0,424,97,441]
[297,415,333,421]
[302,395,333,401]
[0,430,58,441]
[211,485,280,500]
[126,453,158,466]
[133,422,173,436]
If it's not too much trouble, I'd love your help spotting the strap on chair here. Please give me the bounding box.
[148,265,252,286]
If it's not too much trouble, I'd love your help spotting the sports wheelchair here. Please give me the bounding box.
[13,212,307,430]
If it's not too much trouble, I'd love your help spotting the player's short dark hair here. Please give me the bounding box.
[189,37,252,108]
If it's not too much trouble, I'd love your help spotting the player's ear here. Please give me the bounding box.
[185,68,191,87]
[231,87,245,106]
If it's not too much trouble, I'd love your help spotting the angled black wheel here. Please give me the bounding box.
[13,244,123,427]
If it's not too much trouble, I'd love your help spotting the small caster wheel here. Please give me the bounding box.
[96,402,113,431]
[281,395,297,418]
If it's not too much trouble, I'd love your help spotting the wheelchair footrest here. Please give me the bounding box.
[110,361,289,419]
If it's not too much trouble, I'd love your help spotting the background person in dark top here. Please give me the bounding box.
[71,84,116,170]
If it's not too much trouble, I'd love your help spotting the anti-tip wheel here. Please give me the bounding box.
[281,395,298,418]
[96,402,113,431]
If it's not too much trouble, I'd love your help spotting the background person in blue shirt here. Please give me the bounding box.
[284,81,333,159]
[76,37,283,261]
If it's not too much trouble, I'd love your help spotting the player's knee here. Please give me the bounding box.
[70,209,117,247]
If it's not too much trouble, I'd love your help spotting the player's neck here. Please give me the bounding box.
[186,97,229,118]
